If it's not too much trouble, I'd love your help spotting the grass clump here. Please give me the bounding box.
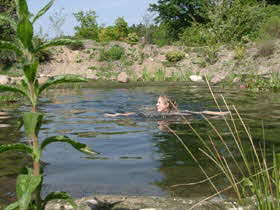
[99,45,125,61]
[165,51,185,63]
[168,81,280,209]
[256,40,275,57]
[66,40,85,51]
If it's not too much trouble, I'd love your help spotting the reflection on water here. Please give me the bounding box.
[1,84,280,206]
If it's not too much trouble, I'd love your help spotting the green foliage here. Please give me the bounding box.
[165,51,185,62]
[205,0,265,43]
[149,0,206,38]
[99,45,125,61]
[66,40,85,50]
[179,24,209,46]
[114,16,128,40]
[0,0,95,209]
[73,10,99,40]
[234,45,246,60]
[259,16,280,39]
[150,24,171,46]
[98,26,117,42]
[127,32,139,45]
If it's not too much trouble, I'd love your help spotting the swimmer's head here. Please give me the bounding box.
[156,96,177,112]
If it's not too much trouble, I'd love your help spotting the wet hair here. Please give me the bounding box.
[158,95,177,112]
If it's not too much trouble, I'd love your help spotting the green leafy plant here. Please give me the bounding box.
[165,51,185,63]
[0,0,97,209]
[126,32,139,45]
[99,45,125,61]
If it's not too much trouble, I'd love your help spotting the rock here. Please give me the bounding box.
[117,72,129,83]
[0,75,11,85]
[189,75,204,82]
[38,77,48,84]
[210,72,229,84]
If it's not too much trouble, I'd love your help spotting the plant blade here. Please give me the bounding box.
[0,143,33,155]
[42,192,77,209]
[39,75,88,94]
[35,39,82,52]
[23,61,38,83]
[0,41,23,57]
[4,201,19,210]
[15,0,29,19]
[0,84,28,98]
[23,112,44,139]
[41,135,99,155]
[17,18,33,50]
[32,0,54,24]
[16,174,42,210]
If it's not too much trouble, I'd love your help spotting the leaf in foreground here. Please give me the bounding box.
[41,135,99,155]
[0,143,33,154]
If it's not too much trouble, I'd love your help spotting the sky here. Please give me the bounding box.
[27,0,158,37]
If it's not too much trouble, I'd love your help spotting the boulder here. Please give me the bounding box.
[117,72,129,83]
[189,75,204,82]
[0,75,11,85]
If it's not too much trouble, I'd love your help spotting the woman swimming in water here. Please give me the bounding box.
[104,95,229,117]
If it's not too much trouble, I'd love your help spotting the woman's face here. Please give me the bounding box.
[156,97,169,112]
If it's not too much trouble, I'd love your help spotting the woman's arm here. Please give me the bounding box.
[104,112,135,117]
[201,110,230,116]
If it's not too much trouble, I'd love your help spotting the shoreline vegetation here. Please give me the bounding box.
[1,0,280,209]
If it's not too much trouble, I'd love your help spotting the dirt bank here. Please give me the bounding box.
[38,39,280,85]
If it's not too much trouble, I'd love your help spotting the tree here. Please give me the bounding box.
[73,10,99,40]
[149,0,207,38]
[49,8,66,38]
[114,16,128,40]
[0,0,17,65]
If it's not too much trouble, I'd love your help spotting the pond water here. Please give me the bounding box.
[1,82,280,206]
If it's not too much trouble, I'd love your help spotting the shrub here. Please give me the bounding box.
[165,51,185,62]
[66,41,85,50]
[234,45,246,60]
[73,10,99,40]
[179,24,209,46]
[99,45,125,61]
[98,27,117,42]
[127,32,139,45]
[259,16,280,39]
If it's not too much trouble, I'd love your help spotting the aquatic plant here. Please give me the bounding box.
[0,0,97,209]
[168,79,280,209]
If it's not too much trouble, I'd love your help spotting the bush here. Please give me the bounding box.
[127,32,139,45]
[165,51,185,62]
[99,45,125,61]
[179,24,209,46]
[66,41,85,50]
[259,16,280,39]
[98,27,117,42]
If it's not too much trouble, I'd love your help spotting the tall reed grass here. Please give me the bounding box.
[167,79,280,209]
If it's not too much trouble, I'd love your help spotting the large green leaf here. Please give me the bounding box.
[32,0,54,24]
[0,41,23,57]
[39,75,88,94]
[0,85,27,97]
[4,201,19,210]
[15,0,29,19]
[42,192,77,209]
[41,135,99,155]
[34,39,81,52]
[0,143,33,154]
[23,112,44,139]
[0,15,17,31]
[16,174,42,210]
[23,61,38,83]
[17,18,33,50]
